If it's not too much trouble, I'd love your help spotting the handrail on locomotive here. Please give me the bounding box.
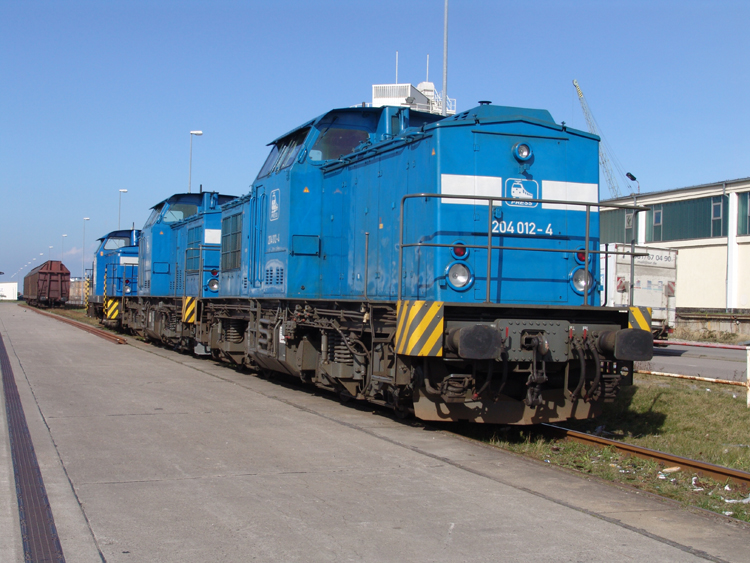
[397,193,649,304]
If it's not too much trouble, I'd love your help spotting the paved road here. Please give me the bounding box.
[645,344,748,382]
[1,302,749,562]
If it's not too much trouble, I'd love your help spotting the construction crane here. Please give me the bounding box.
[573,79,623,199]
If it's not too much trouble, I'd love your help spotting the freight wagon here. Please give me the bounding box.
[23,261,70,307]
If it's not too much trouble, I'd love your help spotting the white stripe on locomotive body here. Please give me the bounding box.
[119,257,139,265]
[440,174,504,205]
[440,174,598,211]
[540,181,599,211]
[204,229,221,244]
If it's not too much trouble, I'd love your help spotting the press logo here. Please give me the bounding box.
[504,178,539,208]
[270,189,280,221]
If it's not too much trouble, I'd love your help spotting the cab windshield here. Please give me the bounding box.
[256,128,310,179]
[144,204,163,227]
[103,237,130,250]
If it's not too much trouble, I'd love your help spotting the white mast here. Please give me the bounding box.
[442,0,448,116]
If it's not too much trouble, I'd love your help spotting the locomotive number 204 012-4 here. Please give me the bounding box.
[491,220,553,235]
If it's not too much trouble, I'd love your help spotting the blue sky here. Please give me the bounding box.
[1,0,748,279]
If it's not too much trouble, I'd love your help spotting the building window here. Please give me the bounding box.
[645,196,728,242]
[221,214,242,271]
[649,204,663,242]
[711,195,726,237]
[712,199,722,219]
[600,208,638,244]
[625,211,634,243]
[738,192,750,236]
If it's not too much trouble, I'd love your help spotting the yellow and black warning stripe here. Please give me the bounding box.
[628,306,652,331]
[182,296,197,324]
[105,298,120,321]
[395,300,444,357]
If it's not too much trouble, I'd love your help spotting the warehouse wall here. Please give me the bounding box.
[648,241,727,308]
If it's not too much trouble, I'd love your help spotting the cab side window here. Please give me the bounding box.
[309,127,369,161]
[163,203,199,223]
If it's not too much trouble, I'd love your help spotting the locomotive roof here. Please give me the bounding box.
[97,229,140,242]
[269,103,597,145]
[148,192,236,209]
[269,106,443,144]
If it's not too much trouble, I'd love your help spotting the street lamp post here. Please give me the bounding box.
[82,217,90,279]
[188,130,203,194]
[118,189,127,229]
[626,172,640,194]
[61,234,67,262]
[48,246,53,261]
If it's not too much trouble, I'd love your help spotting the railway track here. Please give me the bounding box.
[23,306,127,345]
[541,424,750,488]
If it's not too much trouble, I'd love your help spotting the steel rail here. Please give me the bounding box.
[23,306,127,345]
[541,424,750,488]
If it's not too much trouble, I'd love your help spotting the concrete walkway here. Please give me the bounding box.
[1,302,748,563]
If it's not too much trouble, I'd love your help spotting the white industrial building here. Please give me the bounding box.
[0,282,19,301]
[601,177,750,330]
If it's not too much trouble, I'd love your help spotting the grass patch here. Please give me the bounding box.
[489,432,750,522]
[564,374,750,472]
[672,326,747,344]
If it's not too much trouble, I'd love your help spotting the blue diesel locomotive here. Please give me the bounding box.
[88,229,140,326]
[122,101,651,424]
[126,191,237,343]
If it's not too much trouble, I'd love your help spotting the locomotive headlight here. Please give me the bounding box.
[446,262,473,291]
[208,278,219,292]
[124,285,131,294]
[571,267,594,293]
[513,142,532,162]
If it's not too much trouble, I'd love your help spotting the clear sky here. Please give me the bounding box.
[1,0,748,280]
